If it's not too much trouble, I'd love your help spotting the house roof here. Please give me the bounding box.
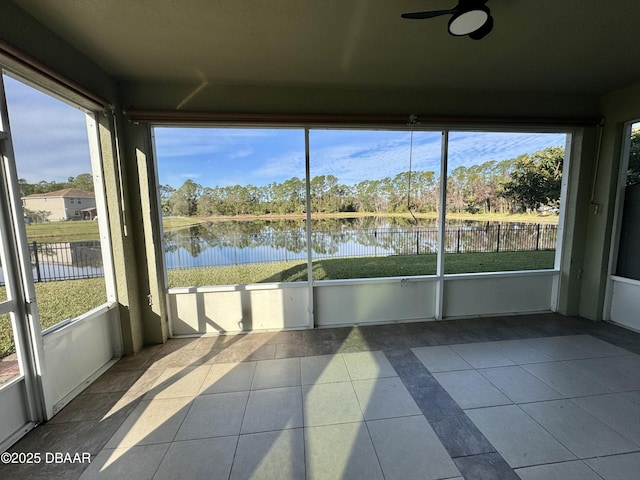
[23,188,95,199]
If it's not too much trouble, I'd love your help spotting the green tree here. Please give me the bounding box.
[628,127,640,186]
[160,184,176,215]
[68,173,94,191]
[170,179,203,216]
[501,146,564,211]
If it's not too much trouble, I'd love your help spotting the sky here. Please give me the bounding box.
[3,74,92,183]
[3,74,567,188]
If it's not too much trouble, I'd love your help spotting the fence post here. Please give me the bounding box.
[32,241,41,282]
[456,228,461,253]
[496,224,501,252]
[233,233,238,265]
[416,230,419,255]
[536,224,541,251]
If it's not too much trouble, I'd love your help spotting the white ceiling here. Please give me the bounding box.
[12,0,640,96]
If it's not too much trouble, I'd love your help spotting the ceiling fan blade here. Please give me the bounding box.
[458,0,488,7]
[401,9,456,20]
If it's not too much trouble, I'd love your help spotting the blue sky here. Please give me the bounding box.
[3,74,567,187]
[155,128,567,188]
[3,74,92,183]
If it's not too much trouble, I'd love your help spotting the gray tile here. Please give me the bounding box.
[481,339,555,365]
[175,391,248,440]
[521,399,639,458]
[453,453,520,480]
[478,365,563,404]
[613,354,640,372]
[300,354,350,385]
[450,343,515,368]
[623,390,640,405]
[230,429,305,480]
[523,337,593,361]
[561,335,634,357]
[563,356,640,392]
[466,405,576,468]
[79,444,169,480]
[83,369,145,394]
[367,416,461,480]
[251,358,301,390]
[124,368,165,395]
[411,345,472,372]
[342,351,397,380]
[515,460,602,480]
[48,392,123,424]
[571,393,640,445]
[241,386,303,434]
[147,348,197,370]
[433,370,512,409]
[303,381,363,426]
[522,362,612,397]
[274,342,306,359]
[0,457,89,480]
[305,422,384,480]
[243,344,277,361]
[153,436,237,480]
[199,362,255,394]
[384,348,496,458]
[143,366,210,399]
[105,397,192,448]
[352,377,421,420]
[585,451,640,480]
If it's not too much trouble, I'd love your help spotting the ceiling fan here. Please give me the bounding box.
[401,0,494,40]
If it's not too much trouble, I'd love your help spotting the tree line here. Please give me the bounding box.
[161,146,565,217]
[18,174,95,197]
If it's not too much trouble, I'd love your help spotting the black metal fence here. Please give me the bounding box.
[0,224,558,283]
[0,241,105,286]
[165,223,558,269]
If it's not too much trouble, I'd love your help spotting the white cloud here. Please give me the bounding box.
[447,132,567,169]
[3,75,91,183]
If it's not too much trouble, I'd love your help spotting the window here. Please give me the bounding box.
[444,131,567,274]
[2,74,107,331]
[154,127,308,287]
[308,128,442,280]
[615,122,640,280]
[154,126,570,289]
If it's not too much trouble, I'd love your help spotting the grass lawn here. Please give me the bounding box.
[168,250,556,286]
[1,278,107,358]
[1,250,555,358]
[24,217,205,242]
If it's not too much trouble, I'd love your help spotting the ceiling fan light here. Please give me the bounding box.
[469,14,493,40]
[448,8,489,36]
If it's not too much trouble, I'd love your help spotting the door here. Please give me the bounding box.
[0,74,45,451]
[607,121,640,329]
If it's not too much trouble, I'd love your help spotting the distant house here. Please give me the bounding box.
[22,188,96,222]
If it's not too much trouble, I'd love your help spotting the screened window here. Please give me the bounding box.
[154,127,308,287]
[444,131,567,274]
[2,74,108,331]
[308,129,442,280]
[153,126,569,289]
[615,122,640,280]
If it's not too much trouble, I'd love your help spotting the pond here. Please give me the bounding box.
[163,217,558,269]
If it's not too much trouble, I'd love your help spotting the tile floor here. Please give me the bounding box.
[2,313,640,479]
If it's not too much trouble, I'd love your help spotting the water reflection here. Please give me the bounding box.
[163,217,557,269]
